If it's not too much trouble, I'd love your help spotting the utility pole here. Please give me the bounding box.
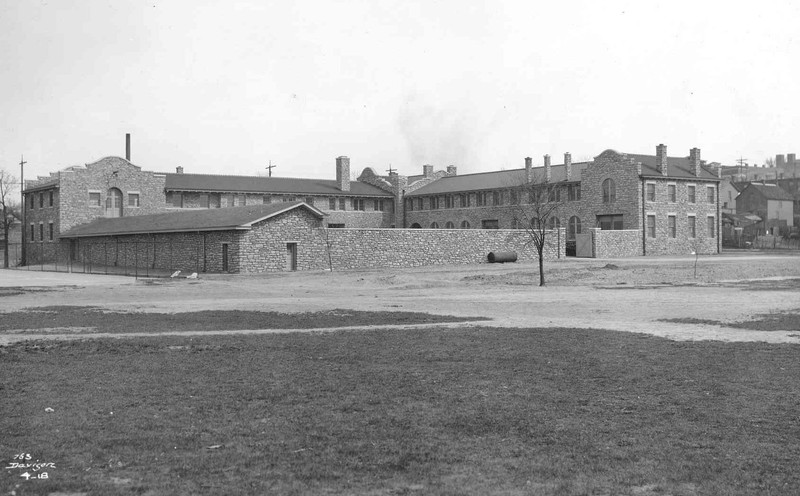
[265,161,277,177]
[736,156,748,180]
[387,164,395,175]
[20,155,26,266]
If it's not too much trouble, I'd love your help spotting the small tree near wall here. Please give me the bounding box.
[507,176,567,286]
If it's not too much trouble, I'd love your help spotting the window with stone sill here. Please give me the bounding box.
[668,184,676,202]
[646,183,656,202]
[89,192,102,207]
[688,185,696,203]
[128,193,140,207]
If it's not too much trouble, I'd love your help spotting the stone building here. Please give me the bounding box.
[402,144,722,256]
[735,182,795,235]
[22,154,393,263]
[22,141,722,272]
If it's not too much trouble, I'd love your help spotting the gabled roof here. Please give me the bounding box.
[627,153,718,180]
[407,163,589,196]
[164,173,393,197]
[60,201,324,238]
[742,183,795,201]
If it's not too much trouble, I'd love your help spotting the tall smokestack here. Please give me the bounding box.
[525,157,532,183]
[544,154,551,182]
[564,152,572,181]
[336,156,350,192]
[126,133,131,161]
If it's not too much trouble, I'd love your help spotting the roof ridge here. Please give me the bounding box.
[164,172,362,182]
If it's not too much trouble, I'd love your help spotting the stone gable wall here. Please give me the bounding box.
[58,157,168,234]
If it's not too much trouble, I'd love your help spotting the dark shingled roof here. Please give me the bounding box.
[60,202,324,238]
[742,183,795,201]
[407,163,589,196]
[628,153,719,180]
[164,173,392,197]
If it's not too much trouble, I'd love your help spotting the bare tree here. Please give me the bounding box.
[764,157,776,168]
[0,168,20,268]
[507,176,567,286]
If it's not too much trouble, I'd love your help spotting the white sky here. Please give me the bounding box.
[2,0,799,184]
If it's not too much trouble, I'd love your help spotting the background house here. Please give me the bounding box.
[735,182,795,235]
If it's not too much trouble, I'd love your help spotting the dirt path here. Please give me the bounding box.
[1,253,799,345]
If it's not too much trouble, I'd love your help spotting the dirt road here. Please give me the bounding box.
[2,252,799,345]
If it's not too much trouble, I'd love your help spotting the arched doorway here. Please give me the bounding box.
[106,188,123,217]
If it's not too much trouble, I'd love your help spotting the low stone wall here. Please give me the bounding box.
[316,227,565,271]
[592,229,642,258]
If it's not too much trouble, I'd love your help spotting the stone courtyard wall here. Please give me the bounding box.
[592,229,642,258]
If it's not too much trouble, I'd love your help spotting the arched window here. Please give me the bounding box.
[548,217,561,229]
[460,220,470,229]
[445,221,455,229]
[105,188,123,218]
[602,178,616,203]
[568,216,582,240]
[410,223,421,229]
[430,222,439,229]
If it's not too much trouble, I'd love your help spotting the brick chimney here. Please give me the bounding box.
[336,156,350,192]
[447,165,457,176]
[787,153,796,165]
[544,154,551,182]
[423,164,433,178]
[689,148,701,176]
[656,144,668,176]
[176,166,184,174]
[564,152,572,181]
[776,154,785,167]
[125,133,131,161]
[525,157,532,183]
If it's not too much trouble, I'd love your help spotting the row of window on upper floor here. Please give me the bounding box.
[643,182,715,204]
[407,185,582,211]
[27,190,55,210]
[167,192,390,212]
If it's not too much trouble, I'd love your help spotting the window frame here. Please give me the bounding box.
[687,185,696,204]
[128,192,140,207]
[668,215,676,238]
[646,214,656,238]
[646,183,656,202]
[602,178,616,203]
[667,184,676,202]
[688,215,696,238]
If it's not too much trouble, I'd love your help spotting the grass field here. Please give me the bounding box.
[3,322,800,495]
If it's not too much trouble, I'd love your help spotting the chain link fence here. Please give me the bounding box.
[3,241,206,277]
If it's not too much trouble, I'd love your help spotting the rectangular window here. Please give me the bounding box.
[39,223,44,241]
[339,198,346,210]
[416,198,423,211]
[49,191,54,207]
[30,224,35,241]
[460,193,470,207]
[327,223,345,228]
[30,194,35,209]
[476,192,486,207]
[575,184,581,201]
[128,193,140,207]
[688,216,696,238]
[668,184,676,202]
[89,192,102,206]
[688,185,696,203]
[445,195,454,209]
[49,222,54,241]
[200,194,209,208]
[707,187,714,203]
[352,199,365,211]
[262,195,270,204]
[509,189,518,205]
[597,214,623,230]
[668,215,676,238]
[329,198,336,210]
[430,197,439,210]
[406,198,413,212]
[481,219,499,229]
[707,216,715,237]
[39,193,44,208]
[646,183,655,202]
[647,215,656,238]
[492,191,501,206]
[374,199,384,211]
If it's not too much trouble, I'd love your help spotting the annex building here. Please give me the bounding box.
[21,142,721,273]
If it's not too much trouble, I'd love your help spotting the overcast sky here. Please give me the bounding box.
[2,0,799,184]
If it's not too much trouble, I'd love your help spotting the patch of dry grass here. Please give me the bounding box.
[2,325,800,495]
